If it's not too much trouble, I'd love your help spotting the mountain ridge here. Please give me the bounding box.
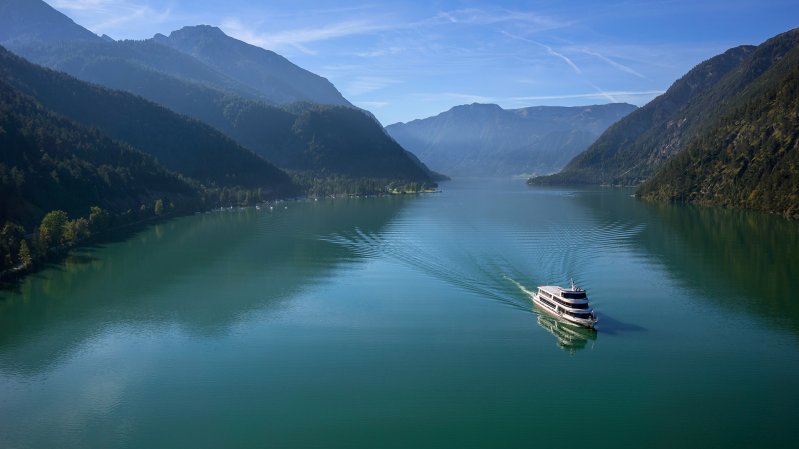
[0,44,295,192]
[386,102,636,176]
[0,75,198,229]
[153,25,351,106]
[530,45,758,186]
[636,30,799,217]
[1,0,434,187]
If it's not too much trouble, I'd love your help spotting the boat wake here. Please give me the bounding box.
[323,228,532,312]
[322,218,644,315]
[504,276,535,299]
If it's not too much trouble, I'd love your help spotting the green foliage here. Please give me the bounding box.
[533,44,759,186]
[88,206,110,234]
[62,217,89,243]
[291,172,437,198]
[0,45,293,190]
[532,28,799,217]
[638,42,799,217]
[3,41,431,185]
[282,106,431,181]
[200,186,268,207]
[536,31,799,186]
[2,205,148,275]
[38,210,68,249]
[0,70,198,229]
[18,239,32,269]
[1,221,25,269]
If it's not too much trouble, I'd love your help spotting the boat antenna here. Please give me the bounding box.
[570,278,576,290]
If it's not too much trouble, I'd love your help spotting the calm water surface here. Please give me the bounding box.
[1,179,798,448]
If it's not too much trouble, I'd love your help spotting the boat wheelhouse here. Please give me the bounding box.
[532,280,598,328]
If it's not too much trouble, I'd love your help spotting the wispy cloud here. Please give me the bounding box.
[581,49,647,79]
[511,90,664,102]
[356,101,390,109]
[538,41,582,75]
[221,6,570,55]
[413,92,500,104]
[501,31,582,74]
[221,17,391,51]
[431,8,572,30]
[51,0,174,35]
[46,1,686,124]
[95,7,172,32]
[354,47,404,58]
[50,0,117,11]
[345,76,402,96]
[414,90,664,105]
[588,82,620,102]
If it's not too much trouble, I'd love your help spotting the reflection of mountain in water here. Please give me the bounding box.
[0,197,411,375]
[537,313,597,353]
[573,188,799,335]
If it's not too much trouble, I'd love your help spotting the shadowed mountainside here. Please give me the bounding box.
[0,45,293,191]
[2,4,433,185]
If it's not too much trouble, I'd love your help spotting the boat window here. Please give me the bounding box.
[562,291,587,300]
[565,311,593,319]
[553,297,589,309]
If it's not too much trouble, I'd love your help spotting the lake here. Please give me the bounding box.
[1,178,797,448]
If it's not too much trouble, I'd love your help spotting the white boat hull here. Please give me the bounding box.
[532,293,597,329]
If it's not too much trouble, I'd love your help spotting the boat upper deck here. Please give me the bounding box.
[538,285,588,302]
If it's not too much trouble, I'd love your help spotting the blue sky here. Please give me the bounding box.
[49,0,798,125]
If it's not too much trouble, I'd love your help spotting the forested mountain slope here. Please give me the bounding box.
[0,77,196,229]
[0,45,294,191]
[531,46,756,185]
[2,2,433,186]
[638,40,799,217]
[153,25,351,106]
[534,28,799,189]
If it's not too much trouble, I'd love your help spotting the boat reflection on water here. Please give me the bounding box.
[536,313,597,353]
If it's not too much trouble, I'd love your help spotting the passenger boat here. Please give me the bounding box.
[532,280,598,328]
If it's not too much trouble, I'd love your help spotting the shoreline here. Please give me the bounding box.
[0,186,442,289]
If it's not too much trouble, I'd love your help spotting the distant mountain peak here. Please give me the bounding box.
[169,24,228,40]
[386,102,636,177]
[445,103,505,119]
[152,25,231,49]
[151,24,352,106]
[449,102,499,110]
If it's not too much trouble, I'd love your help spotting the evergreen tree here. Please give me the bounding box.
[18,240,32,269]
[1,222,25,269]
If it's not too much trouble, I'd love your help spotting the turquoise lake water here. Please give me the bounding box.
[1,178,798,448]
